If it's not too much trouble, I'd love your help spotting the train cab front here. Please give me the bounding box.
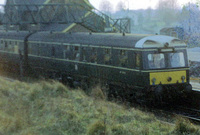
[143,47,192,96]
[134,35,194,100]
[134,35,193,104]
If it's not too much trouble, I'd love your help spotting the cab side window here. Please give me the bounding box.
[90,47,97,63]
[135,53,141,69]
[119,50,128,67]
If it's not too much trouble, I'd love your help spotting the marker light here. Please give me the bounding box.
[167,77,172,82]
[181,76,185,83]
[152,78,156,85]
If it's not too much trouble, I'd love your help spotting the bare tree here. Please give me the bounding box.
[138,12,144,28]
[99,0,113,13]
[157,0,179,25]
[116,1,126,12]
[146,7,152,21]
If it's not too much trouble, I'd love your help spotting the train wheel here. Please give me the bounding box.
[81,79,89,90]
[81,78,93,95]
[107,85,114,99]
[107,85,122,101]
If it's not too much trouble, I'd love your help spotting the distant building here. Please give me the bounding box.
[160,27,184,40]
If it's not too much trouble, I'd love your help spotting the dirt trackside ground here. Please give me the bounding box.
[0,78,199,135]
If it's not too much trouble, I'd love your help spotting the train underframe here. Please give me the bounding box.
[39,69,193,106]
[105,82,193,105]
[144,84,193,105]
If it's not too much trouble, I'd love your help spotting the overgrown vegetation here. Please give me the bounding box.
[0,78,199,135]
[173,117,200,135]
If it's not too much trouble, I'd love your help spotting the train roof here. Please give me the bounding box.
[0,31,187,49]
[0,31,30,40]
[28,32,187,49]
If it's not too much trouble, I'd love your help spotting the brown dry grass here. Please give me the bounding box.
[0,78,199,135]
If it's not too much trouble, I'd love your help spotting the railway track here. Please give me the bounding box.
[172,107,200,123]
[146,105,200,126]
[157,87,200,123]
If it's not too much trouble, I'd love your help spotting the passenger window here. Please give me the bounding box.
[73,46,80,61]
[5,41,8,50]
[119,50,128,67]
[8,41,14,52]
[90,47,97,63]
[14,45,19,53]
[148,53,165,69]
[0,40,3,50]
[63,46,70,59]
[136,53,141,68]
[104,48,111,65]
[65,46,69,51]
[82,47,87,61]
[4,41,12,52]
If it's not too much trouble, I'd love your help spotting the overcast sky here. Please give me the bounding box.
[89,0,197,11]
[0,0,197,10]
[0,0,5,5]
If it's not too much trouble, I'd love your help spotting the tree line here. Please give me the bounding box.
[99,0,200,47]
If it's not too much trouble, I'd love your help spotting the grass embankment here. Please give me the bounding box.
[0,78,199,135]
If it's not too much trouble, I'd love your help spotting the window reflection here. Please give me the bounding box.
[148,53,165,69]
[169,52,185,67]
[119,50,128,67]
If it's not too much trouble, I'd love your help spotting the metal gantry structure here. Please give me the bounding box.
[0,2,131,33]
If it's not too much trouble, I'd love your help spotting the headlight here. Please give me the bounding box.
[152,78,156,83]
[167,77,172,82]
[181,76,185,81]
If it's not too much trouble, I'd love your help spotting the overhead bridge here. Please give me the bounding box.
[0,3,131,33]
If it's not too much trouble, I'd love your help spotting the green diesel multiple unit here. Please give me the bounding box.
[0,31,192,102]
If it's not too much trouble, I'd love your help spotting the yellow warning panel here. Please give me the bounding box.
[150,70,187,85]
